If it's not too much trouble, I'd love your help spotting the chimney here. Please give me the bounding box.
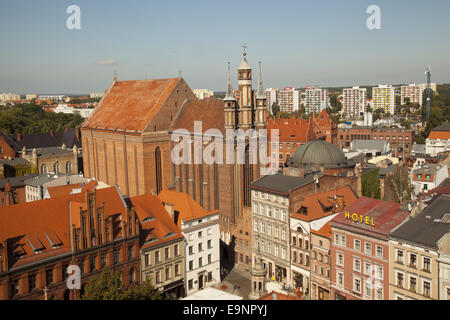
[164,202,175,222]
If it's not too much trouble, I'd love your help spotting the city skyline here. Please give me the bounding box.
[0,0,450,93]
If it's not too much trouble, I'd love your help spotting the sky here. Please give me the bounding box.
[0,0,449,94]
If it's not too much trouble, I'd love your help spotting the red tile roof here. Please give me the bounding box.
[267,118,315,142]
[0,186,127,269]
[330,197,411,236]
[258,291,303,300]
[129,193,183,250]
[83,78,181,132]
[312,222,332,239]
[170,99,225,132]
[428,131,450,140]
[158,189,218,226]
[47,183,82,198]
[291,186,359,222]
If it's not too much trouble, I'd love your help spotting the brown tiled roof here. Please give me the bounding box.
[158,190,218,225]
[170,99,225,133]
[312,222,332,239]
[47,183,82,198]
[267,118,314,142]
[83,78,181,132]
[291,186,359,222]
[0,186,127,270]
[129,193,183,250]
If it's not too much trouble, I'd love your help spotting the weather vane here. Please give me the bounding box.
[242,43,247,56]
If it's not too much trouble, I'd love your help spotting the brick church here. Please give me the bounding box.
[81,49,268,268]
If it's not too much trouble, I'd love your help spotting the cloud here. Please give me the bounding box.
[97,59,118,65]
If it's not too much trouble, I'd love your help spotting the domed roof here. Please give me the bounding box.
[290,139,351,168]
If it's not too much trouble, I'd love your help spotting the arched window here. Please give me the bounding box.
[129,268,136,285]
[243,145,253,207]
[66,161,72,173]
[54,162,60,173]
[155,147,162,194]
[41,164,47,174]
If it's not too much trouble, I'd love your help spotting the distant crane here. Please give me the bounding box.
[425,66,431,120]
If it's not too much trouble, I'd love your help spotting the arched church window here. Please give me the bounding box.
[54,162,60,173]
[41,164,47,174]
[66,161,72,173]
[155,147,162,194]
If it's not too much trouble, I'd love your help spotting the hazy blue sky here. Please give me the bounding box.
[1,0,449,94]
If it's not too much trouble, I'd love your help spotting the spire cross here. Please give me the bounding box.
[242,43,247,56]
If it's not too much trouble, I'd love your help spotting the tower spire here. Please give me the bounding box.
[257,61,264,98]
[224,61,236,101]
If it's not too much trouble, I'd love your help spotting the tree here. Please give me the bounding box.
[362,168,381,199]
[387,166,414,204]
[82,267,162,300]
[271,103,280,116]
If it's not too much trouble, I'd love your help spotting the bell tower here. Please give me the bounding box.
[237,44,253,129]
[224,61,237,130]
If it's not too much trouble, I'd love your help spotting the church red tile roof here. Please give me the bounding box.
[267,118,314,142]
[83,78,181,132]
[170,99,225,133]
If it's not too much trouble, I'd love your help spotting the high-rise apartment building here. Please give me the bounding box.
[304,87,329,115]
[401,83,423,106]
[278,87,300,113]
[372,85,395,115]
[342,86,367,117]
[265,88,278,112]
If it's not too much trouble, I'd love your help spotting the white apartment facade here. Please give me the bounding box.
[372,85,395,115]
[278,87,300,113]
[411,163,448,195]
[401,83,423,106]
[438,253,450,300]
[183,212,220,296]
[0,93,20,101]
[342,86,367,117]
[304,87,329,115]
[265,88,278,112]
[193,89,214,100]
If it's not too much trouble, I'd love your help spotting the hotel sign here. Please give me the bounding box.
[345,211,375,226]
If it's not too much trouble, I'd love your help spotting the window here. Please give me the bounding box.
[305,239,309,250]
[281,210,287,222]
[396,249,404,264]
[208,271,213,282]
[189,260,193,271]
[114,249,120,265]
[354,239,361,251]
[175,263,180,277]
[292,236,297,246]
[260,221,265,234]
[423,280,431,297]
[207,240,212,249]
[275,245,279,257]
[409,253,417,268]
[261,240,265,253]
[337,272,344,286]
[375,266,383,280]
[156,270,161,284]
[53,162,60,173]
[341,235,346,247]
[353,258,361,272]
[101,252,107,268]
[267,242,272,254]
[293,251,297,263]
[337,253,344,266]
[335,234,340,245]
[174,244,179,256]
[46,268,54,286]
[274,208,279,219]
[376,246,383,258]
[365,282,372,298]
[89,256,96,271]
[260,204,265,215]
[282,247,287,260]
[397,272,404,288]
[155,250,160,263]
[208,254,212,264]
[188,279,193,290]
[189,246,193,255]
[199,257,203,267]
[274,226,279,238]
[165,267,170,281]
[198,243,203,252]
[267,224,272,236]
[376,287,383,300]
[66,161,72,173]
[254,220,258,232]
[10,279,19,297]
[29,273,37,291]
[410,276,417,292]
[198,231,203,238]
[281,228,286,241]
[128,244,133,260]
[354,278,361,293]
[365,243,372,255]
[423,257,431,272]
[267,206,272,217]
[365,262,372,275]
